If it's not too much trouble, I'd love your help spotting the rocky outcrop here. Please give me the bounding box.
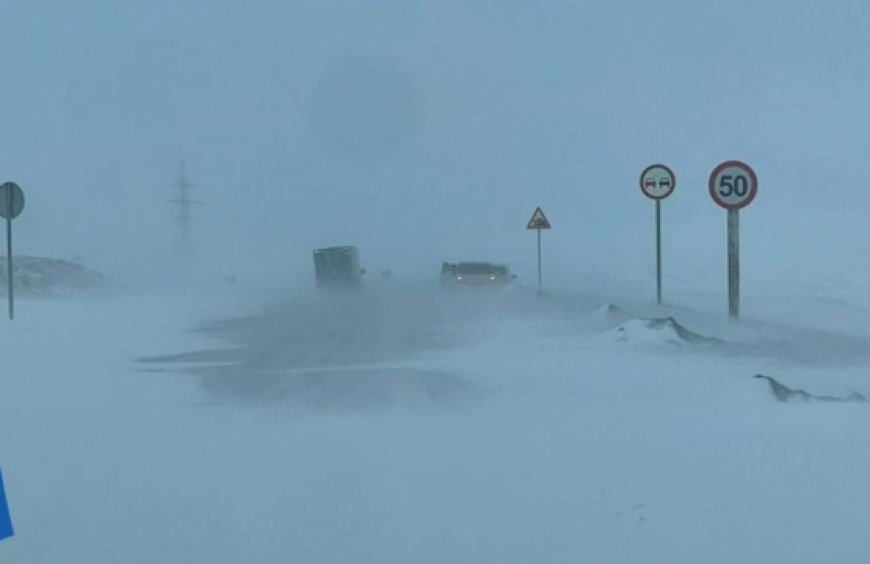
[0,256,114,297]
[754,374,867,403]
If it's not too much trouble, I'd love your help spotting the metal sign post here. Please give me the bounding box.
[727,209,740,318]
[639,164,676,305]
[708,161,757,320]
[0,182,25,321]
[656,201,662,304]
[5,213,11,320]
[526,206,551,293]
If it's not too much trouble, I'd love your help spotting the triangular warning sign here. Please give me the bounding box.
[526,206,551,230]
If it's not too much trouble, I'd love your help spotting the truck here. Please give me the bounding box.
[313,246,365,290]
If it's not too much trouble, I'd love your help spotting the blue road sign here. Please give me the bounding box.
[0,465,12,541]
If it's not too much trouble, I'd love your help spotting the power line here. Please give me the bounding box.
[168,160,202,257]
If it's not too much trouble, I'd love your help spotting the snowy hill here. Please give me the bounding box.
[0,256,115,297]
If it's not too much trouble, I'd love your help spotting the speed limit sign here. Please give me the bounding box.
[709,160,758,210]
[709,160,758,320]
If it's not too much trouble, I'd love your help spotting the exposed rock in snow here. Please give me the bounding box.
[754,374,868,403]
[0,256,115,297]
[595,316,721,347]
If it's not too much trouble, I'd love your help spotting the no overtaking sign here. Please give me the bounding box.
[639,164,675,201]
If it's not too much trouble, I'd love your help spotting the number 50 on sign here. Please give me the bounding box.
[709,161,758,210]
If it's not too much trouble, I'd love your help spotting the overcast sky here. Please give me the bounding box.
[2,0,870,293]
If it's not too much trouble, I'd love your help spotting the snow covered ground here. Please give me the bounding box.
[1,281,870,563]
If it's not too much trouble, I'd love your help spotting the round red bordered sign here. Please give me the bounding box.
[708,160,757,210]
[639,164,676,200]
